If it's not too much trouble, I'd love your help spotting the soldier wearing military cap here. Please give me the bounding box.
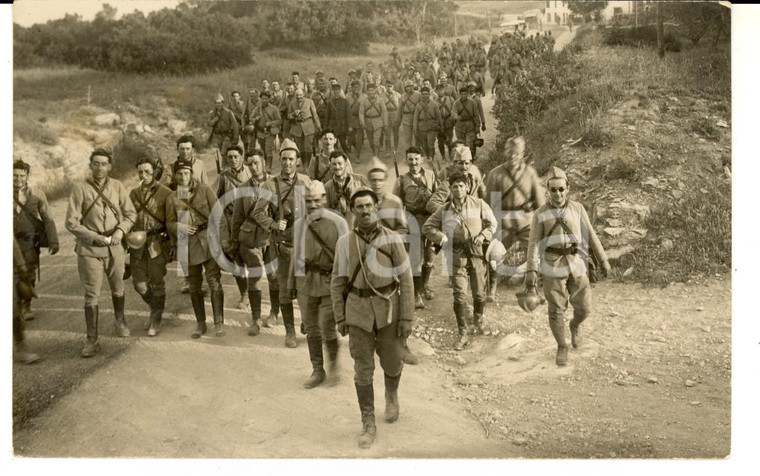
[413,86,443,162]
[466,82,487,159]
[253,138,312,348]
[287,87,321,171]
[207,94,240,156]
[359,83,389,159]
[128,157,173,336]
[382,81,401,157]
[395,80,421,155]
[324,151,369,228]
[65,148,137,357]
[453,87,482,158]
[325,84,350,152]
[166,135,209,191]
[346,80,367,163]
[167,159,227,339]
[308,129,354,183]
[428,144,487,213]
[250,90,282,173]
[330,187,415,449]
[525,166,611,366]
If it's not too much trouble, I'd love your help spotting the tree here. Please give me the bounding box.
[664,1,729,46]
[566,1,608,18]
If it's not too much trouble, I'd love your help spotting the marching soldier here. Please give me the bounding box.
[382,80,401,158]
[207,94,240,156]
[396,80,421,155]
[128,157,173,336]
[453,86,482,158]
[287,88,321,171]
[413,86,443,162]
[65,148,137,357]
[466,82,487,159]
[167,160,226,339]
[392,146,438,309]
[13,160,59,321]
[346,80,366,163]
[291,181,347,388]
[308,129,354,183]
[242,87,259,152]
[423,172,496,350]
[359,83,388,159]
[325,82,350,152]
[330,187,415,449]
[253,139,312,348]
[324,151,369,228]
[229,90,247,130]
[436,83,456,163]
[231,150,281,335]
[250,91,282,173]
[483,136,544,301]
[525,167,611,366]
[427,144,487,213]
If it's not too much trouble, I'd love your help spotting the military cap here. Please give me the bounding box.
[214,93,224,103]
[452,145,473,163]
[439,72,447,79]
[404,80,414,87]
[349,186,379,206]
[390,47,398,55]
[316,70,324,75]
[304,180,326,199]
[458,85,468,93]
[467,81,478,89]
[173,159,193,174]
[546,166,567,182]
[348,69,356,75]
[367,157,388,174]
[280,138,299,154]
[330,82,341,89]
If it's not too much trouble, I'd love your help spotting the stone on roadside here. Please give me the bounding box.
[93,112,120,126]
[661,239,674,250]
[685,379,696,387]
[647,376,659,384]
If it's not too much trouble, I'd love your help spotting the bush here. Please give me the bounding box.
[602,25,682,52]
[690,117,721,141]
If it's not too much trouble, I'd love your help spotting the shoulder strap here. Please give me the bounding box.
[13,195,44,231]
[307,222,335,261]
[407,171,431,192]
[133,186,164,223]
[501,166,528,205]
[84,179,120,222]
[183,186,209,222]
[547,209,579,243]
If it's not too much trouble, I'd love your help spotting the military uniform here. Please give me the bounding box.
[382,89,401,156]
[165,156,209,189]
[437,94,456,161]
[13,238,40,364]
[413,98,443,160]
[307,150,354,183]
[208,106,240,155]
[287,97,321,169]
[427,161,487,213]
[251,102,282,172]
[423,193,496,346]
[218,165,254,307]
[65,176,137,355]
[396,90,421,154]
[325,95,350,152]
[128,180,173,335]
[359,95,388,158]
[325,173,370,228]
[346,91,366,161]
[376,193,409,236]
[453,97,481,154]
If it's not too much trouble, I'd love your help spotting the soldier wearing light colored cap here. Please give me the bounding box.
[291,178,347,389]
[252,137,312,348]
[396,80,421,154]
[525,166,611,367]
[207,93,240,157]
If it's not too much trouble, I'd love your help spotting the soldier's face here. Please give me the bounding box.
[248,155,265,177]
[280,150,299,175]
[215,101,224,111]
[352,85,361,95]
[450,181,468,200]
[227,150,243,170]
[368,171,386,194]
[454,156,471,173]
[90,155,112,180]
[508,142,525,172]
[548,178,568,207]
[13,169,28,190]
[406,153,423,172]
[421,91,430,102]
[261,97,270,107]
[321,134,336,148]
[330,157,347,178]
[232,92,241,101]
[352,196,378,227]
[177,142,193,160]
[367,88,376,99]
[137,163,155,185]
[262,80,270,89]
[295,90,304,102]
[305,195,326,213]
[175,169,192,187]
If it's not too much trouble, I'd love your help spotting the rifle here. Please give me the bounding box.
[214,148,223,175]
[393,154,400,178]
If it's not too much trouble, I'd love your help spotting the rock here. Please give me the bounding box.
[690,401,701,406]
[642,177,659,188]
[507,355,520,362]
[607,245,634,260]
[647,376,659,384]
[696,307,705,312]
[407,337,435,356]
[143,124,153,133]
[716,120,729,128]
[630,228,648,236]
[685,380,696,387]
[512,437,528,446]
[700,325,711,333]
[672,189,685,198]
[604,227,627,237]
[622,267,634,278]
[465,395,475,402]
[93,113,120,126]
[167,119,187,136]
[456,374,484,386]
[453,355,467,366]
[661,239,674,250]
[609,311,620,317]
[606,218,624,227]
[650,336,667,343]
[699,188,709,194]
[496,333,528,351]
[614,380,630,386]
[588,392,595,396]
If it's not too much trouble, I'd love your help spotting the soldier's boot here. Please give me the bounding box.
[80,305,100,358]
[413,277,425,310]
[235,276,250,312]
[181,277,191,294]
[112,295,130,337]
[569,314,586,349]
[325,338,341,386]
[21,299,35,321]
[472,300,486,335]
[147,294,165,337]
[282,303,297,348]
[14,340,40,365]
[261,288,280,328]
[384,372,401,423]
[421,264,435,300]
[486,269,500,303]
[549,316,568,366]
[400,337,419,365]
[453,303,470,351]
[304,336,326,389]
[300,321,307,335]
[247,290,262,336]
[211,291,225,337]
[140,290,154,330]
[355,383,376,449]
[190,291,207,339]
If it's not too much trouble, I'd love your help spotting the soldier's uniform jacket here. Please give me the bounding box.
[396,91,421,127]
[468,71,486,96]
[453,97,481,132]
[65,177,137,258]
[472,94,486,125]
[484,163,545,232]
[325,173,370,219]
[377,193,409,235]
[325,96,349,135]
[164,157,209,190]
[217,166,253,211]
[291,210,343,297]
[438,95,456,128]
[428,165,487,214]
[413,99,443,133]
[232,172,273,250]
[208,106,239,143]
[252,103,282,139]
[526,200,608,279]
[330,224,415,333]
[312,91,329,127]
[166,180,218,266]
[14,185,59,252]
[306,151,354,183]
[230,99,246,127]
[128,181,173,260]
[454,66,469,90]
[359,95,388,131]
[440,83,459,101]
[287,97,321,137]
[423,194,496,262]
[419,66,438,88]
[392,168,438,216]
[383,90,400,118]
[346,92,366,130]
[243,97,259,129]
[252,172,311,247]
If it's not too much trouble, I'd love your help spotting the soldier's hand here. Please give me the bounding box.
[337,322,349,337]
[186,225,199,236]
[481,124,487,131]
[439,235,448,246]
[92,235,110,247]
[473,234,485,247]
[49,244,59,255]
[525,270,538,288]
[274,220,288,231]
[398,320,413,338]
[111,229,124,244]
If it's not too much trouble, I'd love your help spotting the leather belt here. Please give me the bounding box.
[305,263,332,276]
[350,282,397,298]
[546,246,577,256]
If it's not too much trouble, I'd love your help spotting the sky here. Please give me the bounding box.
[13,0,181,26]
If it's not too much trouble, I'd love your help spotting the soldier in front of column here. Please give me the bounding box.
[423,172,496,351]
[453,86,482,159]
[207,94,240,157]
[128,157,173,337]
[483,136,544,302]
[65,148,137,357]
[413,86,443,162]
[167,160,226,339]
[392,146,438,309]
[525,167,611,367]
[324,150,369,228]
[13,160,59,321]
[253,139,312,348]
[287,88,321,171]
[346,80,366,163]
[359,83,388,159]
[330,187,415,449]
[250,91,282,173]
[395,80,420,155]
[291,181,347,388]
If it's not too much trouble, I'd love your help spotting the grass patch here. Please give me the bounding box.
[690,117,722,141]
[14,116,60,146]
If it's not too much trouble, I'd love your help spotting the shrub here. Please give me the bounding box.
[602,25,682,52]
[690,117,721,141]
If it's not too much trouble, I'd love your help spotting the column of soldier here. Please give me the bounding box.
[13,39,610,450]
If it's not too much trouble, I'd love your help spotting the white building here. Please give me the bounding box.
[543,0,571,25]
[602,1,635,21]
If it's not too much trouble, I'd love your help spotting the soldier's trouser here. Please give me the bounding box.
[410,213,435,274]
[416,130,438,160]
[398,122,414,152]
[211,135,235,157]
[294,133,315,168]
[187,258,223,295]
[13,273,24,343]
[336,133,350,153]
[257,134,276,171]
[240,245,277,292]
[298,293,337,342]
[365,126,383,155]
[276,245,295,305]
[543,273,591,326]
[19,246,39,310]
[130,251,168,298]
[383,123,398,153]
[451,258,487,305]
[455,127,477,157]
[77,247,126,307]
[348,127,364,160]
[437,126,454,160]
[349,320,403,386]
